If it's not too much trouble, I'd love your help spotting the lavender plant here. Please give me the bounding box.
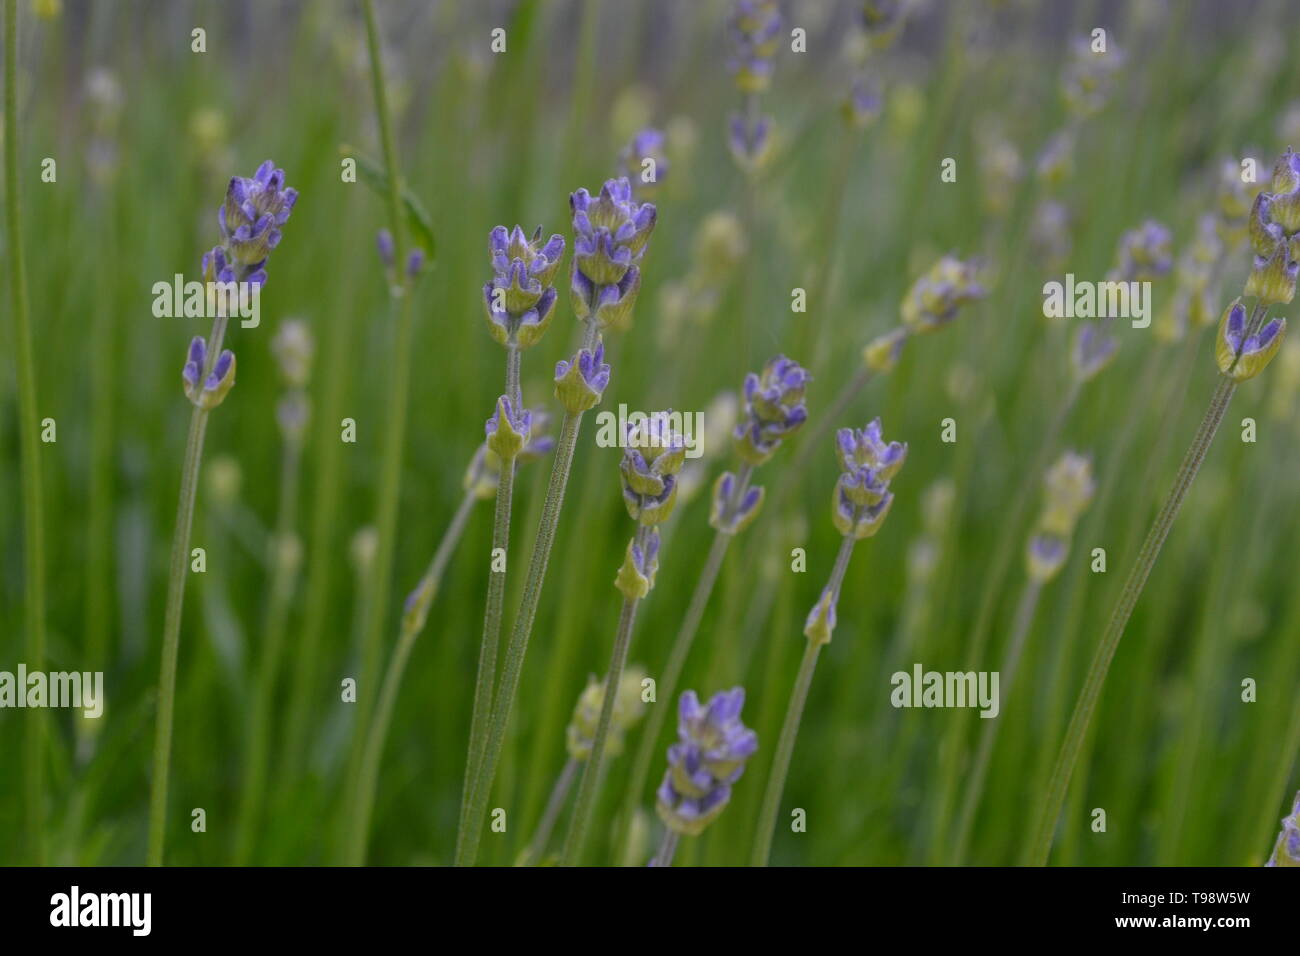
[650,688,758,866]
[1029,150,1294,866]
[455,223,564,865]
[562,413,687,864]
[5,0,49,864]
[620,127,668,198]
[348,423,554,866]
[520,667,647,866]
[148,158,297,866]
[752,419,906,865]
[726,0,781,175]
[618,356,808,856]
[457,177,656,866]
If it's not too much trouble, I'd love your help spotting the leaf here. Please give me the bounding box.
[340,144,437,262]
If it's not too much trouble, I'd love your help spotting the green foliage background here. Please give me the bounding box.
[2,0,1298,866]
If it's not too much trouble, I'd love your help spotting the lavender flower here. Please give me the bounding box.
[619,414,688,528]
[485,394,533,460]
[842,76,882,129]
[861,0,907,50]
[728,112,773,173]
[462,411,556,501]
[727,1,782,94]
[1246,149,1300,305]
[830,419,907,542]
[566,667,649,762]
[555,341,612,414]
[1110,219,1174,283]
[899,255,986,336]
[620,128,668,194]
[483,224,565,348]
[1216,298,1287,382]
[376,229,395,269]
[272,319,314,389]
[569,178,656,329]
[656,688,758,837]
[208,159,298,285]
[1265,791,1300,866]
[181,336,236,410]
[1061,35,1123,119]
[732,355,810,465]
[1071,321,1120,383]
[1025,451,1095,583]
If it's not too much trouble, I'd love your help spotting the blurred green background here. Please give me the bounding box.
[2,0,1299,866]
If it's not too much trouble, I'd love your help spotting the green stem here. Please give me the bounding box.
[234,426,305,864]
[1028,371,1238,866]
[5,0,47,866]
[455,452,516,862]
[457,317,596,865]
[148,312,229,867]
[348,489,476,865]
[519,757,579,867]
[651,829,680,868]
[563,563,644,866]
[752,533,856,866]
[950,577,1042,864]
[343,0,417,845]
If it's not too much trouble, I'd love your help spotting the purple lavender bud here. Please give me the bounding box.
[615,527,662,599]
[900,255,987,334]
[211,160,296,285]
[728,1,782,94]
[182,342,236,411]
[483,224,565,348]
[555,340,612,413]
[406,248,425,279]
[1244,155,1300,305]
[709,471,766,535]
[1265,791,1300,866]
[376,229,395,269]
[620,128,668,193]
[843,76,882,128]
[655,687,758,836]
[485,394,532,461]
[276,392,310,442]
[1071,321,1119,383]
[182,336,206,399]
[831,418,904,539]
[728,112,773,172]
[734,355,810,465]
[620,414,688,526]
[1216,298,1287,381]
[570,179,656,320]
[1110,219,1173,283]
[804,586,838,644]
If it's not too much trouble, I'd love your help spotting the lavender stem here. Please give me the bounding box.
[752,533,856,866]
[457,320,596,865]
[651,829,680,867]
[1028,370,1239,865]
[519,757,579,867]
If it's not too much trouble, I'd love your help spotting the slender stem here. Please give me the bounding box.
[651,829,680,868]
[234,426,305,864]
[563,573,644,865]
[5,0,48,866]
[506,342,521,407]
[456,453,516,861]
[752,534,856,866]
[344,0,417,842]
[457,319,596,865]
[519,757,579,867]
[1028,371,1239,866]
[950,577,1042,864]
[148,403,210,866]
[348,490,478,865]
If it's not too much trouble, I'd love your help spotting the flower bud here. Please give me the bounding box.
[863,327,909,372]
[554,341,611,413]
[656,688,758,836]
[709,471,765,535]
[614,530,661,600]
[900,255,986,334]
[1216,299,1287,382]
[803,587,838,645]
[181,336,237,410]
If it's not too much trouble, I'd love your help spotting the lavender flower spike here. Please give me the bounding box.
[483,224,565,349]
[181,336,236,410]
[620,128,668,195]
[1245,148,1300,305]
[215,159,298,279]
[1215,298,1287,382]
[619,413,688,529]
[899,254,987,336]
[734,354,810,466]
[832,419,906,542]
[728,1,782,94]
[570,178,656,329]
[656,688,758,837]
